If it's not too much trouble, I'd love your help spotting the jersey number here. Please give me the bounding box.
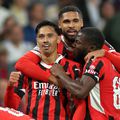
[113,77,120,109]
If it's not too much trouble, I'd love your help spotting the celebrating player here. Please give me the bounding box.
[5,21,86,120]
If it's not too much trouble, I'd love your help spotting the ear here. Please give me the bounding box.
[57,36,61,44]
[36,38,39,46]
[80,19,84,28]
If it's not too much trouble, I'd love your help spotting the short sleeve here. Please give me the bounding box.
[83,59,104,83]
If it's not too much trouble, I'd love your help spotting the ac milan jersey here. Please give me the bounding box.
[11,55,84,120]
[83,57,120,119]
[0,107,33,120]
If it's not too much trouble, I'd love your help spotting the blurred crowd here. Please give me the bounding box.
[0,0,120,107]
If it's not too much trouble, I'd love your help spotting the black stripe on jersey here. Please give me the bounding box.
[62,89,69,120]
[39,63,47,71]
[83,73,98,83]
[99,74,105,81]
[72,65,79,79]
[26,78,32,115]
[17,74,24,89]
[62,46,67,57]
[32,81,42,119]
[85,59,93,70]
[62,88,68,108]
[94,61,104,74]
[43,84,50,120]
[14,88,25,98]
[54,93,60,120]
[14,74,25,98]
[63,61,69,72]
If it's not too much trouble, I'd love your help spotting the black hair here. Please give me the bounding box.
[80,27,105,49]
[58,5,83,19]
[35,20,61,35]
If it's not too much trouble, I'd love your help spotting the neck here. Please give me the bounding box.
[63,36,74,48]
[66,39,73,47]
[41,51,58,64]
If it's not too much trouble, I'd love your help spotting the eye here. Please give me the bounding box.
[63,19,70,24]
[47,33,54,38]
[73,19,79,23]
[38,34,44,39]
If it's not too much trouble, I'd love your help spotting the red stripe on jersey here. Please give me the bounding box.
[37,95,45,120]
[48,95,55,120]
[57,41,65,55]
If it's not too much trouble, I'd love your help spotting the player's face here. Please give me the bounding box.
[59,11,83,43]
[37,26,59,56]
[73,32,89,60]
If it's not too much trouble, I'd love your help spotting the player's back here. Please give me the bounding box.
[99,57,120,118]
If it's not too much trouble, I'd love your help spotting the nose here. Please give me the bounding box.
[69,22,74,28]
[43,36,48,43]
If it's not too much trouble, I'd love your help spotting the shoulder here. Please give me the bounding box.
[85,57,110,68]
[83,57,111,75]
[61,57,80,67]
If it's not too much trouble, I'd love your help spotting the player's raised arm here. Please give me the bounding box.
[4,72,26,109]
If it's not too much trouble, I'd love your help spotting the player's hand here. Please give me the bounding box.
[50,64,66,77]
[84,49,105,63]
[8,71,21,87]
[48,75,63,88]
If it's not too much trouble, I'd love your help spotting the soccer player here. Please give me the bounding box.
[0,106,34,120]
[15,5,120,82]
[50,27,120,120]
[5,21,86,120]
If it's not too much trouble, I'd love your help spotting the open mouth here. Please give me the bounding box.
[42,44,50,50]
[67,29,77,36]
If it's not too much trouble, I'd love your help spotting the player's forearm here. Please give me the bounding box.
[58,74,85,98]
[4,86,21,109]
[105,51,120,72]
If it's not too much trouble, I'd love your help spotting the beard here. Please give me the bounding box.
[73,48,88,64]
[62,31,76,43]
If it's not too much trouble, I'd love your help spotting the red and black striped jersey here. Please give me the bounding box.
[15,36,119,82]
[83,57,120,119]
[7,55,85,120]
